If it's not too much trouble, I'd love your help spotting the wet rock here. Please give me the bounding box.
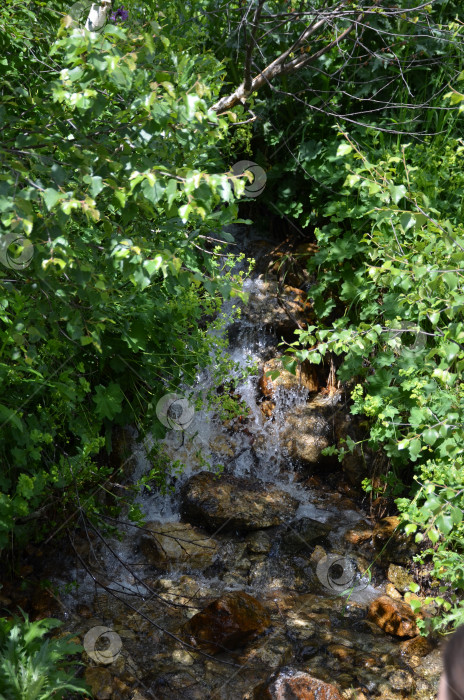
[109,425,136,479]
[294,241,318,265]
[140,521,218,569]
[281,401,333,466]
[238,633,293,669]
[400,635,434,661]
[367,595,419,637]
[309,547,327,570]
[388,669,415,692]
[385,583,403,600]
[242,281,315,335]
[184,591,271,654]
[415,648,443,680]
[267,242,316,288]
[344,520,373,546]
[76,604,93,619]
[387,564,414,593]
[84,667,113,700]
[253,668,345,699]
[281,518,332,554]
[130,692,150,700]
[373,517,400,545]
[181,472,298,532]
[111,676,132,700]
[260,400,276,418]
[372,516,417,564]
[327,643,356,661]
[246,530,273,554]
[259,357,318,398]
[208,435,235,457]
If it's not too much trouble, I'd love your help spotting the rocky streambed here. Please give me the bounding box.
[9,228,445,699]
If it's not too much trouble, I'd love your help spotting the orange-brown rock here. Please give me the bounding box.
[259,357,318,398]
[367,595,419,638]
[84,667,113,700]
[372,516,400,546]
[260,400,276,418]
[253,670,345,699]
[400,635,434,659]
[181,471,298,531]
[281,393,340,466]
[327,643,355,661]
[242,281,315,335]
[344,520,373,546]
[385,583,403,600]
[140,521,218,569]
[184,591,271,654]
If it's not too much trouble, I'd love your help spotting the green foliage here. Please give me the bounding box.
[0,2,253,548]
[282,127,464,632]
[0,610,87,699]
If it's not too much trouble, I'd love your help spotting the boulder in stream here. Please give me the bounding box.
[367,595,420,638]
[253,668,345,699]
[140,521,218,569]
[259,357,318,398]
[184,590,271,654]
[281,398,334,466]
[281,517,332,554]
[387,563,415,593]
[241,281,315,336]
[344,519,373,546]
[372,516,417,564]
[181,471,299,532]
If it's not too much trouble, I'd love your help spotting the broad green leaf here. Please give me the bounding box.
[389,184,407,204]
[43,188,63,211]
[336,143,352,156]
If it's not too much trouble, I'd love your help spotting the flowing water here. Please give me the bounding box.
[52,226,442,699]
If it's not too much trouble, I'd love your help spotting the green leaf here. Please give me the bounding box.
[405,523,418,535]
[408,438,422,460]
[443,272,459,290]
[142,179,165,205]
[0,404,24,432]
[43,188,63,211]
[436,514,453,536]
[84,175,104,198]
[389,184,407,204]
[165,179,178,207]
[422,428,439,446]
[93,384,124,421]
[336,143,352,156]
[400,213,415,232]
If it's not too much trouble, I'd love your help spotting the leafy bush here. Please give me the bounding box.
[280,125,464,631]
[0,2,252,549]
[0,611,87,699]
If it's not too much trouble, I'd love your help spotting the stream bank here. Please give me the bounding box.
[1,227,444,699]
